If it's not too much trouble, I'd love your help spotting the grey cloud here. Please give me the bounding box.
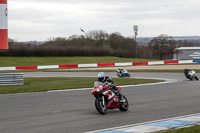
[8,0,200,41]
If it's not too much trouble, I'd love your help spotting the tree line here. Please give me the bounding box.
[0,30,194,60]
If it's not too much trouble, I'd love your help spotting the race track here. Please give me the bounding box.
[0,72,200,133]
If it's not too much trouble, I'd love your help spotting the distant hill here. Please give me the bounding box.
[172,36,200,40]
[18,41,46,45]
[137,36,200,45]
[17,36,200,46]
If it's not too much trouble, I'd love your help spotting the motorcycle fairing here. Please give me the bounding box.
[102,90,115,100]
[107,95,120,109]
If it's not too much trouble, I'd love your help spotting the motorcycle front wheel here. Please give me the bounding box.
[95,98,107,115]
[195,76,199,81]
[119,95,129,111]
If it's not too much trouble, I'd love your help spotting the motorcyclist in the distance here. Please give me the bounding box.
[116,67,124,77]
[97,72,125,102]
[184,68,192,78]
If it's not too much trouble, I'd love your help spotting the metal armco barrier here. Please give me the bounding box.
[0,73,24,86]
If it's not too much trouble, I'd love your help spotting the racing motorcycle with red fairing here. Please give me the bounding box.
[91,81,129,114]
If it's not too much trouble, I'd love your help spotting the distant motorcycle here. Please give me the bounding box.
[91,81,129,114]
[116,69,131,78]
[184,69,199,81]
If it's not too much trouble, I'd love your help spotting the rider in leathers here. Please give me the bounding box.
[97,72,124,102]
[184,68,191,78]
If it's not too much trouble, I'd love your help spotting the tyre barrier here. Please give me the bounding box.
[0,73,24,86]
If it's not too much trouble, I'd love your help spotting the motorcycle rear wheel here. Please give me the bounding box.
[95,98,107,115]
[195,76,199,81]
[127,74,131,78]
[119,95,129,111]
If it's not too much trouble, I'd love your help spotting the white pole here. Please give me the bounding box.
[133,25,138,58]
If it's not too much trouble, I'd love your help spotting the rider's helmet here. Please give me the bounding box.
[118,67,121,70]
[97,72,105,82]
[184,68,189,74]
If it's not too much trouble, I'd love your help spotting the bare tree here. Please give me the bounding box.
[85,30,108,46]
[148,34,176,60]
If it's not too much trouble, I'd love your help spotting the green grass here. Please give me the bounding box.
[0,57,158,67]
[0,57,199,73]
[0,77,163,94]
[157,125,200,133]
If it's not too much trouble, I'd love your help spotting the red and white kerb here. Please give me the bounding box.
[0,0,8,50]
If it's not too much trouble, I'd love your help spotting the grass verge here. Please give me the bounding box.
[0,77,164,94]
[0,57,157,67]
[157,125,200,133]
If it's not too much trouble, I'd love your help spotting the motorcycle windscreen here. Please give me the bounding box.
[94,81,102,87]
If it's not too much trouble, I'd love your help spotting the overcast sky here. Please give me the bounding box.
[8,0,200,41]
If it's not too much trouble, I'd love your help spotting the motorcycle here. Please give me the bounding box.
[91,81,129,114]
[116,69,131,78]
[184,70,199,81]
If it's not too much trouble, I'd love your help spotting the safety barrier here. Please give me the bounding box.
[0,60,199,71]
[0,73,24,86]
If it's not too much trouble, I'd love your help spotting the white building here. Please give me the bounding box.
[173,47,200,60]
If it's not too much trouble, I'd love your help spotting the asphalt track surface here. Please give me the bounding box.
[0,72,200,133]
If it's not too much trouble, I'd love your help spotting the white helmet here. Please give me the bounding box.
[97,72,105,82]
